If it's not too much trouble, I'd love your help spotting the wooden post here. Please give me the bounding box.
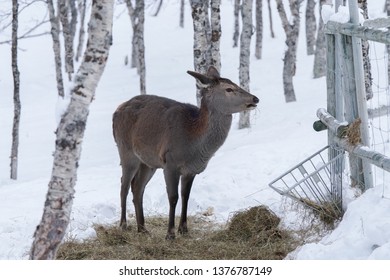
[348,0,373,190]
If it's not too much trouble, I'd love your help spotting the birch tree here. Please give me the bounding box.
[305,0,316,55]
[233,0,240,47]
[30,0,114,260]
[58,0,74,81]
[358,0,373,100]
[125,0,146,95]
[386,0,390,83]
[266,0,275,38]
[75,0,87,62]
[180,0,185,28]
[190,0,222,105]
[312,0,328,78]
[255,0,263,60]
[47,0,65,98]
[10,0,20,180]
[238,0,253,129]
[210,0,221,71]
[276,0,303,102]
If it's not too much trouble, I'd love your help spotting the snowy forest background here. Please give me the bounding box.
[1,0,390,260]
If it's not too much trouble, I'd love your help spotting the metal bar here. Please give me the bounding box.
[334,137,390,173]
[316,108,348,137]
[325,21,390,45]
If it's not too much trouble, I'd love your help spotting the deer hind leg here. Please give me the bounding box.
[178,174,195,235]
[163,168,181,240]
[131,163,156,233]
[119,154,140,230]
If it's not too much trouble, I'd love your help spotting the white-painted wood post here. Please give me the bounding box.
[348,0,373,190]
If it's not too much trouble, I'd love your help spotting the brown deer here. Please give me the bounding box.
[112,66,259,239]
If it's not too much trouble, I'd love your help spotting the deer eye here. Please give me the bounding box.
[226,88,233,93]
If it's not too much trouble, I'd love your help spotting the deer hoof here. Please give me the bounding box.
[120,221,130,231]
[178,225,188,235]
[137,226,149,235]
[165,231,176,240]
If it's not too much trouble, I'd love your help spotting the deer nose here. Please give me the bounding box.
[253,96,259,104]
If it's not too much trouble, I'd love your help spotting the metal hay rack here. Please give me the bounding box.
[269,146,344,220]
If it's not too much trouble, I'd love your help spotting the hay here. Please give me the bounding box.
[57,206,299,260]
[217,206,283,244]
[346,118,362,145]
[299,198,341,227]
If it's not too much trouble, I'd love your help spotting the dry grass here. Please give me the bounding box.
[57,206,300,260]
[346,118,362,145]
[299,198,342,227]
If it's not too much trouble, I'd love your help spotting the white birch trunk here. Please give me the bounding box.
[276,0,302,102]
[313,0,328,78]
[210,0,221,72]
[10,0,20,180]
[47,0,65,98]
[190,0,209,105]
[305,0,316,55]
[387,0,390,84]
[180,0,185,28]
[267,0,275,38]
[238,0,253,129]
[75,0,86,62]
[126,0,146,95]
[255,0,263,60]
[233,0,240,48]
[30,0,114,260]
[136,0,146,95]
[58,0,74,81]
[358,0,373,100]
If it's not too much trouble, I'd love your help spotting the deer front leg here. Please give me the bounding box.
[164,168,180,240]
[178,174,195,235]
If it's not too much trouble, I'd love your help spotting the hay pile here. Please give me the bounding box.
[57,206,298,260]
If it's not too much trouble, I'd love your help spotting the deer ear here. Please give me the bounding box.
[187,70,214,87]
[206,66,220,80]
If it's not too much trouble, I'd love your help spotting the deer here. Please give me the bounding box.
[112,66,259,240]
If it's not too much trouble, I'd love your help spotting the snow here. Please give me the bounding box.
[0,1,389,260]
[322,4,365,24]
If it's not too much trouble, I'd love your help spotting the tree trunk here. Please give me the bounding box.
[69,0,78,49]
[10,0,20,180]
[276,0,302,102]
[47,0,65,98]
[210,0,221,71]
[190,0,209,105]
[305,0,316,55]
[313,0,327,79]
[75,0,86,62]
[386,0,390,84]
[30,0,114,260]
[238,0,253,129]
[136,0,146,95]
[126,0,146,95]
[58,0,74,81]
[358,0,373,100]
[180,0,185,28]
[266,0,275,38]
[255,0,263,60]
[233,0,240,47]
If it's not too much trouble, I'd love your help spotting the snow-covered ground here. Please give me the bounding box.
[0,1,389,260]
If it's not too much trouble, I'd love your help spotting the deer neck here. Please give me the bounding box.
[194,98,232,154]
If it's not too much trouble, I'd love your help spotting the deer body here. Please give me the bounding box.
[113,67,259,239]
